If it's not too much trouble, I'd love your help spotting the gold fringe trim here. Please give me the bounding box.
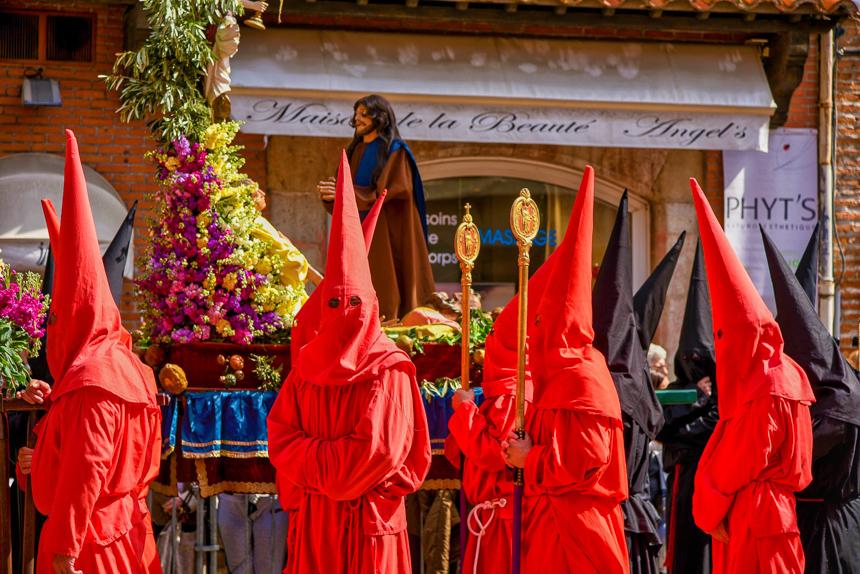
[182,439,269,448]
[181,450,271,459]
[195,459,275,497]
[420,479,461,491]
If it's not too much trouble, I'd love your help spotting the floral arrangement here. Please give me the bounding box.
[0,261,49,396]
[136,122,307,345]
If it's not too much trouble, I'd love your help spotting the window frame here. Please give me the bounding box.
[419,156,651,288]
[0,9,96,64]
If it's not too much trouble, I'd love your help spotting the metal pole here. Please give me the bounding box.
[208,495,218,574]
[454,204,480,572]
[0,412,12,574]
[819,29,836,334]
[193,484,204,574]
[21,412,37,574]
[509,189,540,574]
[170,489,179,574]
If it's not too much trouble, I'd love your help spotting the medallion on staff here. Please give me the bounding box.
[455,203,481,392]
[509,188,540,574]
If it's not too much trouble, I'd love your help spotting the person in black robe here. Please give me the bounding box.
[592,191,665,574]
[658,239,717,574]
[761,224,860,574]
[633,230,686,553]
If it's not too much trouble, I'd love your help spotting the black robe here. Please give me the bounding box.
[593,192,664,574]
[796,418,860,573]
[660,387,717,574]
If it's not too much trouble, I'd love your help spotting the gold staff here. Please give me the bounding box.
[455,204,481,391]
[509,189,539,574]
[454,203,480,570]
[510,189,540,434]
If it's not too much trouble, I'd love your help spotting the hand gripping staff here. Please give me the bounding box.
[509,189,540,574]
[454,203,481,570]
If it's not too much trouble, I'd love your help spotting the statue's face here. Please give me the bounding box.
[353,105,375,136]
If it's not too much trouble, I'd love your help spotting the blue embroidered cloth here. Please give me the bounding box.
[161,385,485,460]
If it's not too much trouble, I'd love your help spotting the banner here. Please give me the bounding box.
[723,128,818,312]
[232,96,769,152]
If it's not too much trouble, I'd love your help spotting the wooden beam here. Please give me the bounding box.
[273,1,839,35]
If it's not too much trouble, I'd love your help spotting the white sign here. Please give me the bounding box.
[232,96,769,152]
[723,129,818,312]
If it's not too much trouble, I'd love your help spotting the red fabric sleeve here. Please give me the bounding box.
[40,392,119,558]
[447,397,514,474]
[692,395,786,533]
[524,410,614,491]
[269,368,415,501]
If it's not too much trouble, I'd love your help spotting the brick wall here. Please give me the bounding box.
[835,22,860,346]
[1,1,151,328]
[0,1,270,331]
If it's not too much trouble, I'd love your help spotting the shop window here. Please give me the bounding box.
[422,158,648,310]
[0,11,93,62]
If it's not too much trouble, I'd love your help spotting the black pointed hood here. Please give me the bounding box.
[102,200,137,306]
[633,231,686,351]
[761,225,860,426]
[593,191,663,437]
[674,239,716,388]
[795,223,819,308]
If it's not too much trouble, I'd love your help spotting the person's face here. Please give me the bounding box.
[353,105,376,136]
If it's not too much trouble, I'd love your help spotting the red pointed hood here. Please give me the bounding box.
[529,166,621,419]
[294,153,408,385]
[690,178,813,420]
[42,130,156,406]
[481,254,556,401]
[289,190,386,364]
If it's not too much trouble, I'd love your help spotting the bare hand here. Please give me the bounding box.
[697,376,713,397]
[503,432,532,468]
[711,520,729,543]
[451,389,474,410]
[52,555,81,574]
[316,178,336,203]
[161,496,183,514]
[18,447,33,476]
[17,379,51,405]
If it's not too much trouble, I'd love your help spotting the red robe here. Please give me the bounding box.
[29,130,162,573]
[693,395,812,573]
[445,395,517,574]
[688,178,814,574]
[524,408,628,573]
[30,389,161,574]
[269,365,428,573]
[523,166,629,573]
[269,152,430,574]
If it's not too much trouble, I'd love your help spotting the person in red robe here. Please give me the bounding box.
[275,189,387,547]
[688,178,815,574]
[17,130,162,574]
[267,152,431,574]
[443,245,557,574]
[504,166,629,573]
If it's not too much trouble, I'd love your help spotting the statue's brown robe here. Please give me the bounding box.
[326,142,435,321]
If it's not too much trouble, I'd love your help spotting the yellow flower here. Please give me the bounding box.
[255,259,272,276]
[222,273,238,291]
[203,276,215,291]
[165,157,179,171]
[197,236,208,250]
[215,319,233,336]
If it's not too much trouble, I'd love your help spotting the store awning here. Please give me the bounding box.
[230,29,776,151]
[0,153,131,273]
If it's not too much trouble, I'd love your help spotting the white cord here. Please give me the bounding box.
[466,498,507,574]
